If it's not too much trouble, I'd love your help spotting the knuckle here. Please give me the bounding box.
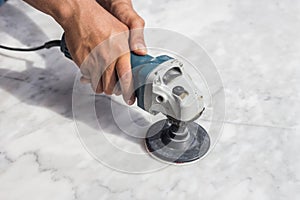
[117,64,131,77]
[119,72,132,84]
[110,1,129,13]
[121,23,129,31]
[131,17,145,28]
[117,22,129,32]
[138,18,145,27]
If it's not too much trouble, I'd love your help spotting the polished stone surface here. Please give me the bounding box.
[0,0,299,199]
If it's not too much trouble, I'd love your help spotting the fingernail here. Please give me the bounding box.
[136,43,146,51]
[127,100,133,105]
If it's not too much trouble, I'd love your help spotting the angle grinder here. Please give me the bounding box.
[60,35,210,164]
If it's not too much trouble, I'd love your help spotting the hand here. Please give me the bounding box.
[23,0,146,105]
[59,0,138,105]
[98,0,147,55]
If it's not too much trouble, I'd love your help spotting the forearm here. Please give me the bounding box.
[22,0,84,28]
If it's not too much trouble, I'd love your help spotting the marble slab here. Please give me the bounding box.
[0,0,299,199]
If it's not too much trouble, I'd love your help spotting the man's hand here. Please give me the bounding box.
[62,0,135,104]
[23,0,146,105]
[98,0,147,55]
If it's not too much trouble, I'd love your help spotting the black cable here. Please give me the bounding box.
[0,40,61,52]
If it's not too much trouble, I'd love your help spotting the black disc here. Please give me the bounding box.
[145,119,210,164]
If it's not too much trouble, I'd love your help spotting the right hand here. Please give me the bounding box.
[57,0,137,105]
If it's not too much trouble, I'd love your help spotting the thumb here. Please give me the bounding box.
[106,1,147,55]
[127,15,147,55]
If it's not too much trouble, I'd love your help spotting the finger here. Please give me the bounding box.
[113,73,122,96]
[130,26,147,55]
[90,72,102,93]
[116,53,136,105]
[107,3,147,55]
[126,14,147,55]
[114,85,122,96]
[96,77,103,94]
[103,61,117,95]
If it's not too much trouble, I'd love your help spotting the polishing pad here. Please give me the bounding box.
[145,119,210,164]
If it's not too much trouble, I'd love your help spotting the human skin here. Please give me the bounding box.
[22,0,146,105]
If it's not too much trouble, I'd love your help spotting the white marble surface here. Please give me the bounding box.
[0,0,299,199]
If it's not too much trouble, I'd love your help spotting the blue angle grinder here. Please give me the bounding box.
[0,34,210,164]
[62,34,210,164]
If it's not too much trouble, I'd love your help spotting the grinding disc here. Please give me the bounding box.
[145,119,210,164]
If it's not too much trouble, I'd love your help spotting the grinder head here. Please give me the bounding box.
[141,58,205,122]
[141,58,210,164]
[145,118,210,164]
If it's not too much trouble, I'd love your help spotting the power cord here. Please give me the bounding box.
[0,40,61,52]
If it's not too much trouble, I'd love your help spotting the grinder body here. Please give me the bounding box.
[60,35,204,121]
